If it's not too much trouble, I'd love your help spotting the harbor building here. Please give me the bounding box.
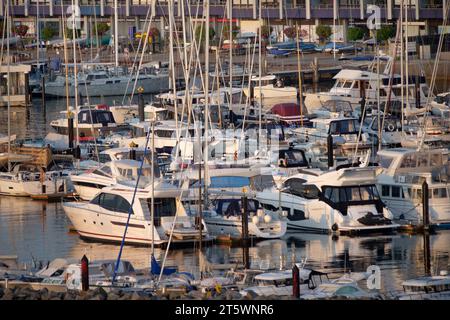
[1,1,447,44]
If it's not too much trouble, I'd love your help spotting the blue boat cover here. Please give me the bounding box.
[150,255,177,275]
[209,176,250,188]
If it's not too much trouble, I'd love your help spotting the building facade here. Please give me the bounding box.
[1,1,447,42]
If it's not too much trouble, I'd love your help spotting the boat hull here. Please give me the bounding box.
[45,75,170,97]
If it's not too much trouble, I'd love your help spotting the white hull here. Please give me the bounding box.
[0,178,67,197]
[63,202,206,246]
[203,215,286,240]
[45,74,170,97]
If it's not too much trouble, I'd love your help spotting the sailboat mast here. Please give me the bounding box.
[258,0,262,137]
[114,0,119,68]
[400,0,405,135]
[37,0,40,64]
[202,0,210,245]
[6,0,11,173]
[72,0,79,146]
[295,22,303,127]
[229,0,233,112]
[333,0,336,60]
[405,0,410,111]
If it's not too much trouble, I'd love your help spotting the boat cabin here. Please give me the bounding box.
[77,109,116,126]
[402,274,450,295]
[377,148,448,176]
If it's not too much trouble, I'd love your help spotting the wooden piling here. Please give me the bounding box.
[81,254,89,291]
[422,180,430,231]
[292,264,300,298]
[327,134,333,169]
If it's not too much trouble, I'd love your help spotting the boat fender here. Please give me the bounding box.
[331,223,339,232]
[252,216,260,225]
[263,215,272,223]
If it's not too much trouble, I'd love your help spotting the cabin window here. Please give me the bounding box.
[430,153,443,166]
[94,193,134,214]
[379,156,394,169]
[283,179,320,199]
[290,209,307,221]
[400,154,417,168]
[381,185,390,197]
[343,81,353,89]
[152,198,177,218]
[261,203,278,212]
[417,154,429,167]
[98,154,111,163]
[93,169,111,178]
[329,119,359,135]
[115,196,133,213]
[250,175,275,191]
[102,165,112,176]
[432,188,448,199]
[94,111,112,123]
[335,80,344,88]
[391,186,401,198]
[155,130,173,138]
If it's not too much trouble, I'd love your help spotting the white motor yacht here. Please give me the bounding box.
[0,164,69,197]
[243,75,298,104]
[50,106,117,137]
[70,160,157,201]
[45,67,169,97]
[63,182,212,246]
[304,65,430,113]
[256,166,399,234]
[396,271,450,300]
[376,148,450,227]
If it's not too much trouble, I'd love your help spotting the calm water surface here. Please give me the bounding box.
[1,84,449,296]
[0,196,449,295]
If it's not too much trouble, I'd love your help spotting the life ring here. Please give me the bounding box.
[387,123,395,132]
[331,223,339,232]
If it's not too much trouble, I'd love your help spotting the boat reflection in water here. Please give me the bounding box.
[1,195,449,294]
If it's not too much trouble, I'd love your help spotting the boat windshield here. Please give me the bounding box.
[322,185,380,204]
[329,119,359,135]
[278,149,308,168]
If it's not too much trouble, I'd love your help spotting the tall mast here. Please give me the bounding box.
[203,0,210,222]
[114,0,119,68]
[333,0,336,60]
[6,0,11,173]
[229,0,233,112]
[405,0,410,111]
[72,0,79,146]
[258,0,262,138]
[168,0,178,129]
[37,0,40,64]
[400,0,404,135]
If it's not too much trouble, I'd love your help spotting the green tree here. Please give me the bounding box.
[315,24,332,43]
[65,27,81,39]
[41,26,56,41]
[376,25,396,43]
[222,24,240,40]
[94,22,110,36]
[347,27,365,42]
[194,24,215,48]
